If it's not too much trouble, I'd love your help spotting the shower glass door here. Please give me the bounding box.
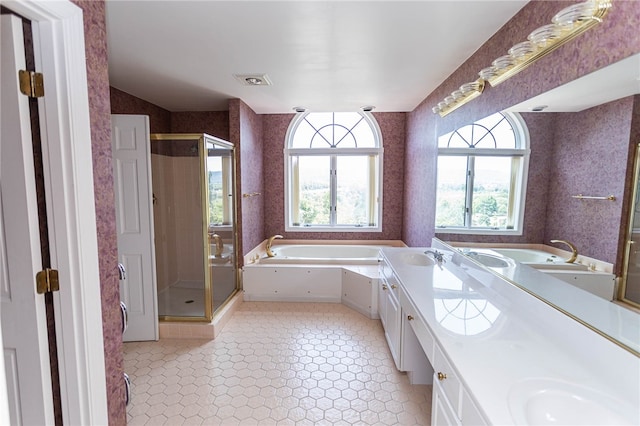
[205,136,238,312]
[151,133,238,321]
[621,143,640,308]
[151,134,208,320]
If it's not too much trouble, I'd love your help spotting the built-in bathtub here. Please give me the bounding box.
[258,244,382,265]
[242,241,405,318]
[452,245,617,300]
[490,248,587,270]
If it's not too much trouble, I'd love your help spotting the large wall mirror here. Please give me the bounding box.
[438,53,640,356]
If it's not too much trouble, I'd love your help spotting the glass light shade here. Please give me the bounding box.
[492,55,515,71]
[478,67,499,81]
[460,81,483,94]
[552,0,598,27]
[528,23,566,47]
[508,41,537,60]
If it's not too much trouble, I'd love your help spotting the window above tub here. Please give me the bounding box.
[435,112,530,236]
[284,111,383,232]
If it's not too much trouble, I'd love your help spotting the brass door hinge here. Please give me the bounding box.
[36,268,59,294]
[19,70,44,98]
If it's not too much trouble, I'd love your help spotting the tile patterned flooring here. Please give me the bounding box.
[124,302,432,425]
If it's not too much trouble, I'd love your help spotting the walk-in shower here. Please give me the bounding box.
[150,133,238,321]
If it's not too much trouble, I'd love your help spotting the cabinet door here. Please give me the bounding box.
[378,279,388,327]
[432,377,461,426]
[383,286,401,369]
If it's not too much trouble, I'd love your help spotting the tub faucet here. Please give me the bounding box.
[550,239,578,263]
[212,234,224,257]
[266,235,283,257]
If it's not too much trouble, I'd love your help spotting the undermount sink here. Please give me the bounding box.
[466,252,512,268]
[400,252,435,266]
[508,378,636,425]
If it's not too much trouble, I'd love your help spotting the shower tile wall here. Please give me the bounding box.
[152,152,204,292]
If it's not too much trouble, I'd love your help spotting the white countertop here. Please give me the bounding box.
[381,246,640,425]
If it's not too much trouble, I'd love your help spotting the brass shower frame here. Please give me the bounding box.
[619,143,640,311]
[150,133,240,323]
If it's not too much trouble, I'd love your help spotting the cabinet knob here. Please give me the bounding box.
[437,372,447,381]
[382,284,388,291]
[407,315,414,321]
[391,284,397,289]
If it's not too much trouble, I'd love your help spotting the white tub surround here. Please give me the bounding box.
[450,244,617,300]
[447,241,613,273]
[380,246,639,425]
[243,265,379,319]
[242,240,405,319]
[243,239,406,265]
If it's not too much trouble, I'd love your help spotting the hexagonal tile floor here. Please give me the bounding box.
[124,302,432,425]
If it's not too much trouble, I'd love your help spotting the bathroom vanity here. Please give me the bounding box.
[379,245,639,425]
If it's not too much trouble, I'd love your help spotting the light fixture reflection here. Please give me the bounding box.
[432,79,485,117]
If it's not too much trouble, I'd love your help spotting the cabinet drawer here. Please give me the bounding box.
[400,289,434,364]
[434,345,461,417]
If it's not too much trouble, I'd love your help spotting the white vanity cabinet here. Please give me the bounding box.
[433,378,459,426]
[379,258,433,383]
[382,250,488,426]
[381,246,640,426]
[378,260,402,369]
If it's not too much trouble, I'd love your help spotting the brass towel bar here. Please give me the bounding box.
[242,192,261,198]
[571,194,616,201]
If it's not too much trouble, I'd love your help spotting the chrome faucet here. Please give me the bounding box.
[212,234,224,257]
[550,239,578,263]
[266,234,283,257]
[425,249,446,265]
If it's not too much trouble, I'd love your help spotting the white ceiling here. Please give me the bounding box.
[105,0,529,114]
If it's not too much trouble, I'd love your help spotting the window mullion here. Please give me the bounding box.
[330,155,337,225]
[291,156,300,226]
[466,156,475,228]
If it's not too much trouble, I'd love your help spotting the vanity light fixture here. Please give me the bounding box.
[431,0,612,117]
[481,0,612,86]
[432,79,485,117]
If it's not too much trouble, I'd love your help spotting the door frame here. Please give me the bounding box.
[1,1,108,424]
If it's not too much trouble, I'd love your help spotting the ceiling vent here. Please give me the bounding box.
[233,74,272,86]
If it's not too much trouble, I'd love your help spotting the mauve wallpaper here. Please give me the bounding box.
[544,98,636,265]
[230,99,264,263]
[404,0,640,272]
[262,112,406,241]
[71,0,125,424]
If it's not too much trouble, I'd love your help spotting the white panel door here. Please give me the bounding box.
[0,14,55,425]
[111,114,158,341]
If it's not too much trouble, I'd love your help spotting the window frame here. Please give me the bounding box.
[435,112,530,236]
[284,111,384,232]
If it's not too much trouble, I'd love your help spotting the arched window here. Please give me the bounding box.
[435,112,530,235]
[285,111,383,231]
